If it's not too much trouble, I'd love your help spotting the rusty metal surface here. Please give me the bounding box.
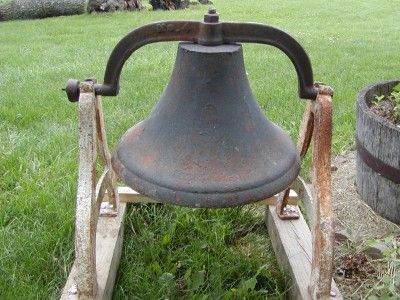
[274,83,335,297]
[65,9,316,101]
[276,189,300,220]
[309,84,334,299]
[297,100,314,158]
[356,137,400,184]
[95,94,119,211]
[112,43,300,208]
[276,99,314,220]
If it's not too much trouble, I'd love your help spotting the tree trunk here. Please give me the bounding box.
[0,0,85,21]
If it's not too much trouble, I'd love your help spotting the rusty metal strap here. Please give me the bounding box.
[356,137,400,184]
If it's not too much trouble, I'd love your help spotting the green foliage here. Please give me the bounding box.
[366,236,400,299]
[374,83,400,121]
[390,84,400,120]
[114,205,287,298]
[336,235,400,298]
[373,94,385,105]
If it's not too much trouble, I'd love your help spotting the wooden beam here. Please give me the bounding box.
[104,187,160,204]
[103,186,298,206]
[266,205,342,300]
[60,203,127,300]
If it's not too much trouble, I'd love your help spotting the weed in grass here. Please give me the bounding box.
[364,236,400,299]
[372,83,400,124]
[335,235,400,299]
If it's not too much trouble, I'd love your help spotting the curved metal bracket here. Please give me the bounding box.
[222,22,317,99]
[65,11,317,101]
[95,21,201,98]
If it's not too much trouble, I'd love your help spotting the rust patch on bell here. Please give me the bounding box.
[141,154,156,169]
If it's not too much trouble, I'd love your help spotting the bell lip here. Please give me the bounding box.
[112,151,301,208]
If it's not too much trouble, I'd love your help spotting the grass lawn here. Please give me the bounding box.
[0,0,399,299]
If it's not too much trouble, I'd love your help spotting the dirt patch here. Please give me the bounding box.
[331,151,400,298]
[367,82,400,126]
[335,249,383,299]
[370,99,399,126]
[336,252,376,279]
[332,151,399,239]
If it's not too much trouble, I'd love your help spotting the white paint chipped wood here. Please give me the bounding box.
[103,186,298,206]
[61,203,127,300]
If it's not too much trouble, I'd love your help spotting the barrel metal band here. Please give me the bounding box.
[356,137,400,184]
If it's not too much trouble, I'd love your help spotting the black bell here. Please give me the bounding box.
[112,42,300,207]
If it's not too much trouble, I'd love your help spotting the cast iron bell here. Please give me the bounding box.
[112,41,300,208]
[66,9,319,208]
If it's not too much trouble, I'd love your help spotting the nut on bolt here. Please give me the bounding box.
[65,79,80,102]
[204,8,219,23]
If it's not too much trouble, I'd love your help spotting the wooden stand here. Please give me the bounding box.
[61,81,342,300]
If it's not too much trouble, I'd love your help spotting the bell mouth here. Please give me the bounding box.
[112,148,300,208]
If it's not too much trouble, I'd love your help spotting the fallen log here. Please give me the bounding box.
[0,0,85,21]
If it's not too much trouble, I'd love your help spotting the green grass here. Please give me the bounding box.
[115,206,287,299]
[0,0,399,298]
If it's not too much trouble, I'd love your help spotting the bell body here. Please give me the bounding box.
[112,42,300,208]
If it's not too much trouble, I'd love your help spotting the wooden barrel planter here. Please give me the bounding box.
[356,80,400,224]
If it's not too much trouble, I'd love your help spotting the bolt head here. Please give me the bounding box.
[65,79,80,102]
